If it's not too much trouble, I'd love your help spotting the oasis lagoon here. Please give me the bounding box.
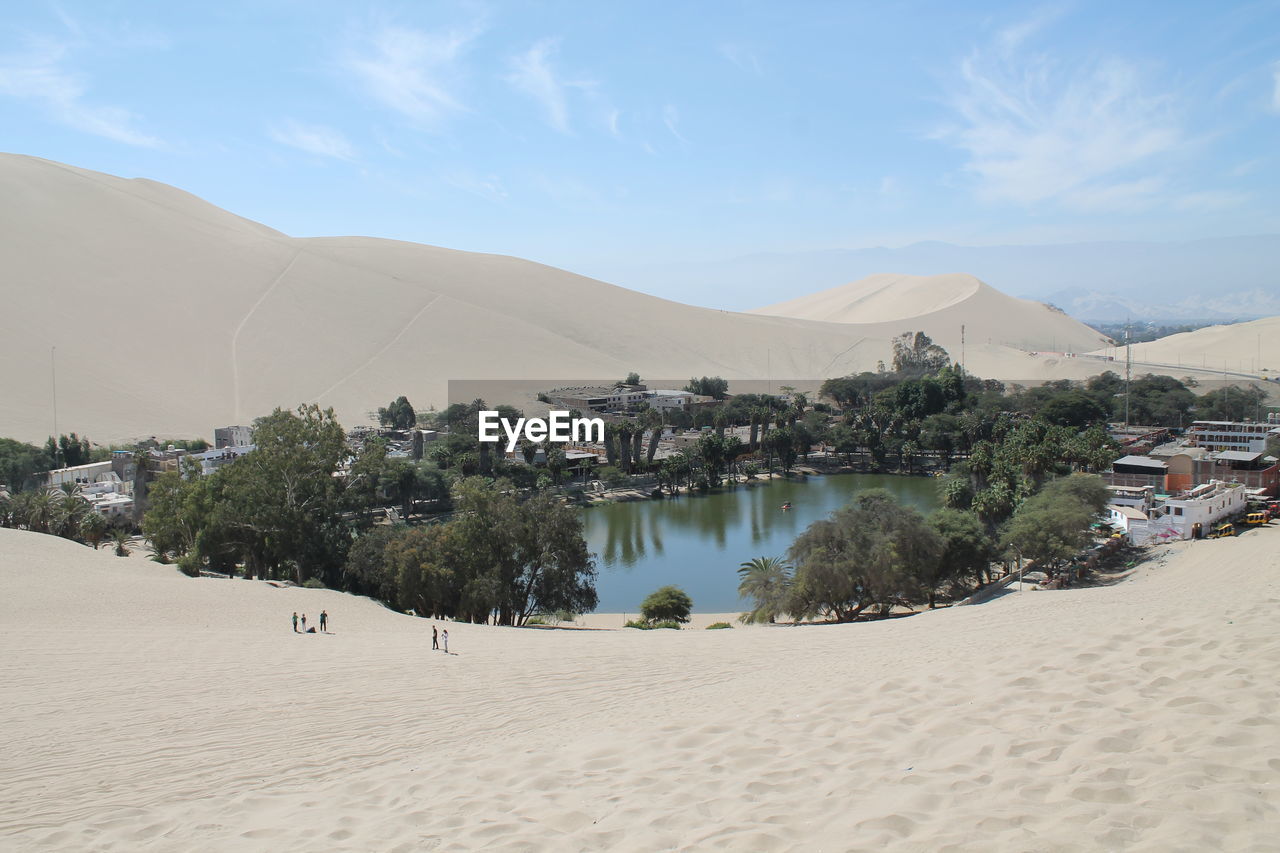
[581,473,941,614]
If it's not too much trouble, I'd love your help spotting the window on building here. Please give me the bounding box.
[1173,507,1183,516]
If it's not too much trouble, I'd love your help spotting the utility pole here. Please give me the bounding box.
[1124,325,1132,430]
[51,346,58,439]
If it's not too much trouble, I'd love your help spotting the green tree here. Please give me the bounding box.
[787,489,943,621]
[1000,474,1108,575]
[737,556,793,624]
[640,585,693,623]
[928,508,996,598]
[377,396,417,430]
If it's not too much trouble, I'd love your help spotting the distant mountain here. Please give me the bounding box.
[593,236,1280,321]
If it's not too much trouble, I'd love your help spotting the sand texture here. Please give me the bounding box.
[2,525,1278,851]
[1102,316,1280,376]
[751,272,1109,356]
[0,154,1148,444]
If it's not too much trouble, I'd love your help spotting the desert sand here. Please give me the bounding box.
[2,525,1278,851]
[751,272,1109,356]
[0,154,1187,445]
[1098,316,1280,377]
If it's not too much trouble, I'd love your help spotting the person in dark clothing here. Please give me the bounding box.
[432,625,439,650]
[292,612,298,633]
[319,610,328,632]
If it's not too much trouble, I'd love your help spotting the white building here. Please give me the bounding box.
[1186,421,1279,454]
[1147,480,1247,540]
[1106,505,1155,545]
[46,461,115,488]
[195,445,256,476]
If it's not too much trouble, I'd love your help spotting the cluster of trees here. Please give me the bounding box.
[143,405,439,583]
[344,478,597,625]
[378,395,417,430]
[738,475,1111,623]
[684,376,730,399]
[139,404,597,625]
[0,483,129,553]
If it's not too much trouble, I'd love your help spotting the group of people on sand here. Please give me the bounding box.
[432,624,449,653]
[292,611,328,634]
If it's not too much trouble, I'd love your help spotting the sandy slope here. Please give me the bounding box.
[2,526,1278,851]
[2,154,1129,444]
[750,272,1109,356]
[1096,316,1280,376]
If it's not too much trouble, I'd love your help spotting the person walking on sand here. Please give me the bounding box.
[292,612,298,633]
[432,625,439,651]
[319,610,328,632]
[442,629,449,654]
[301,614,307,633]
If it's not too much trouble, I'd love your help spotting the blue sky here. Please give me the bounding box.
[2,1,1278,296]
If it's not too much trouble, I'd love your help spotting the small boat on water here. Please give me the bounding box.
[780,502,792,511]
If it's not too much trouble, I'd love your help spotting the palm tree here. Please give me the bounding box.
[53,491,89,540]
[738,556,793,624]
[22,490,56,533]
[644,409,664,467]
[111,527,131,557]
[82,511,109,549]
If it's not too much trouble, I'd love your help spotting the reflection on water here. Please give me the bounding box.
[583,473,940,613]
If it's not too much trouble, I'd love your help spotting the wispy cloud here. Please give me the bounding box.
[506,38,572,133]
[442,169,508,202]
[935,13,1182,210]
[0,37,160,146]
[1272,62,1280,111]
[663,104,687,144]
[344,24,477,124]
[718,42,762,76]
[269,120,356,160]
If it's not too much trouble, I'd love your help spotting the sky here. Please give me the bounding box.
[2,0,1278,297]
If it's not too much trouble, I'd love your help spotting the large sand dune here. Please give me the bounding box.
[3,154,1124,444]
[751,272,1109,356]
[2,525,1278,849]
[1097,315,1280,376]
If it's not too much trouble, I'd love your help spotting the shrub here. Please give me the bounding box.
[706,621,733,629]
[640,585,692,623]
[176,553,200,578]
[650,488,664,500]
[624,619,682,630]
[526,614,549,625]
[302,578,326,589]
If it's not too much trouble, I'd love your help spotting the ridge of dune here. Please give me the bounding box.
[1093,315,1280,375]
[0,153,1218,444]
[751,272,1110,356]
[3,525,1279,849]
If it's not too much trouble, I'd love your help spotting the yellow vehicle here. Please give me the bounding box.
[1207,522,1235,539]
[1245,512,1269,525]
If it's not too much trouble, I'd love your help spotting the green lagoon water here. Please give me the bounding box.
[582,473,940,614]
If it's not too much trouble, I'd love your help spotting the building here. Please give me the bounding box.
[1185,421,1279,454]
[214,425,254,449]
[194,444,256,476]
[1106,455,1168,490]
[44,461,115,488]
[1106,505,1154,545]
[548,386,718,415]
[1146,481,1248,540]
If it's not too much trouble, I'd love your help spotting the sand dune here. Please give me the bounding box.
[751,272,1110,356]
[1,154,1136,444]
[1096,315,1280,376]
[2,525,1278,850]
